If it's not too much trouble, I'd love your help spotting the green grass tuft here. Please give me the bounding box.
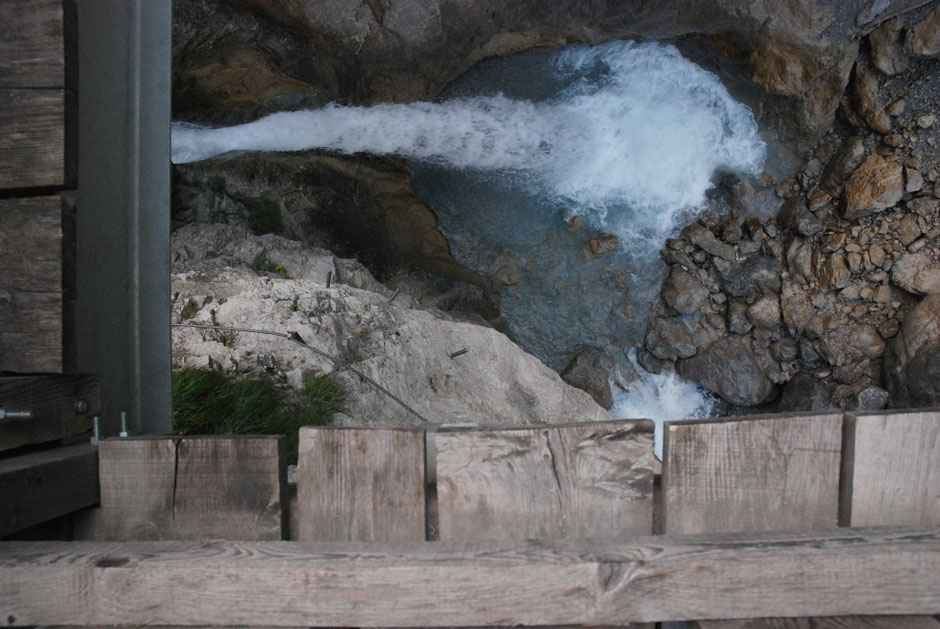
[172,367,347,464]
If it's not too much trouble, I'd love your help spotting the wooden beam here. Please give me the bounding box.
[435,420,654,540]
[0,526,938,626]
[0,0,65,88]
[691,615,940,627]
[0,375,98,453]
[841,409,940,526]
[0,196,74,374]
[662,412,843,534]
[0,442,98,537]
[0,90,69,189]
[296,427,425,541]
[74,436,286,541]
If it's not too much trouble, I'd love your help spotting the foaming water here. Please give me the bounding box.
[173,40,764,242]
[610,350,717,459]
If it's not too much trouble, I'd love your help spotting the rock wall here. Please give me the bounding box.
[641,18,940,411]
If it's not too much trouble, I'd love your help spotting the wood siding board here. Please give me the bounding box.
[0,0,65,88]
[691,616,940,628]
[0,442,98,537]
[436,420,655,540]
[0,196,64,373]
[662,412,843,534]
[0,90,66,189]
[842,409,940,526]
[0,375,98,453]
[75,436,286,541]
[1,526,938,626]
[296,427,426,541]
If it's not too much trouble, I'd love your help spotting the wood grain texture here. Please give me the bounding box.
[0,375,98,453]
[296,427,425,541]
[0,442,98,537]
[692,616,940,627]
[841,409,940,526]
[0,90,67,188]
[662,412,843,534]
[0,196,65,373]
[74,436,286,541]
[1,526,938,626]
[0,0,65,88]
[436,420,655,540]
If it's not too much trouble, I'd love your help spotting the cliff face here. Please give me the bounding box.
[171,224,610,426]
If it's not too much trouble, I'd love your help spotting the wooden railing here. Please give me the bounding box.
[2,408,938,625]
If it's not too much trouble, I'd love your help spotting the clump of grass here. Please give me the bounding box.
[253,256,289,278]
[172,367,347,464]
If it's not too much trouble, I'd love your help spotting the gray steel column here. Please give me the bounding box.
[76,1,172,436]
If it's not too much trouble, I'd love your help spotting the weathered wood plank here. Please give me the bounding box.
[0,0,65,88]
[296,427,425,541]
[0,196,69,373]
[661,412,843,534]
[692,616,940,627]
[0,90,67,189]
[841,409,940,526]
[1,526,938,626]
[0,375,98,453]
[435,420,655,540]
[74,436,286,541]
[0,442,98,537]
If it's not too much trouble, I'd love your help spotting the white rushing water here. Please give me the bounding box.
[173,40,764,237]
[173,40,764,445]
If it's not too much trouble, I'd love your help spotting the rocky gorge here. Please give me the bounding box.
[170,0,940,427]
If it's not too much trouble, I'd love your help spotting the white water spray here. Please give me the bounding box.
[173,40,765,234]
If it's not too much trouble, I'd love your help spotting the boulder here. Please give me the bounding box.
[662,266,709,315]
[680,223,736,262]
[559,348,615,409]
[891,251,940,295]
[171,245,609,427]
[644,317,697,362]
[843,154,904,220]
[819,323,886,367]
[851,61,892,134]
[717,256,782,297]
[884,294,940,407]
[677,335,775,407]
[853,386,890,411]
[819,253,852,290]
[746,294,781,328]
[820,136,866,193]
[869,17,909,75]
[777,371,834,412]
[905,4,940,57]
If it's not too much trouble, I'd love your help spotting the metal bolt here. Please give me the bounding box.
[119,411,129,438]
[74,399,89,414]
[91,416,101,445]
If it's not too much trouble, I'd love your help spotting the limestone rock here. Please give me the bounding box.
[843,154,904,220]
[718,256,782,297]
[644,317,697,362]
[851,61,892,134]
[853,386,889,411]
[559,348,614,409]
[172,256,609,427]
[662,267,709,315]
[884,294,940,406]
[821,136,866,193]
[584,233,619,258]
[677,335,775,407]
[869,17,909,76]
[780,283,814,335]
[891,251,940,295]
[905,4,940,57]
[681,223,736,261]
